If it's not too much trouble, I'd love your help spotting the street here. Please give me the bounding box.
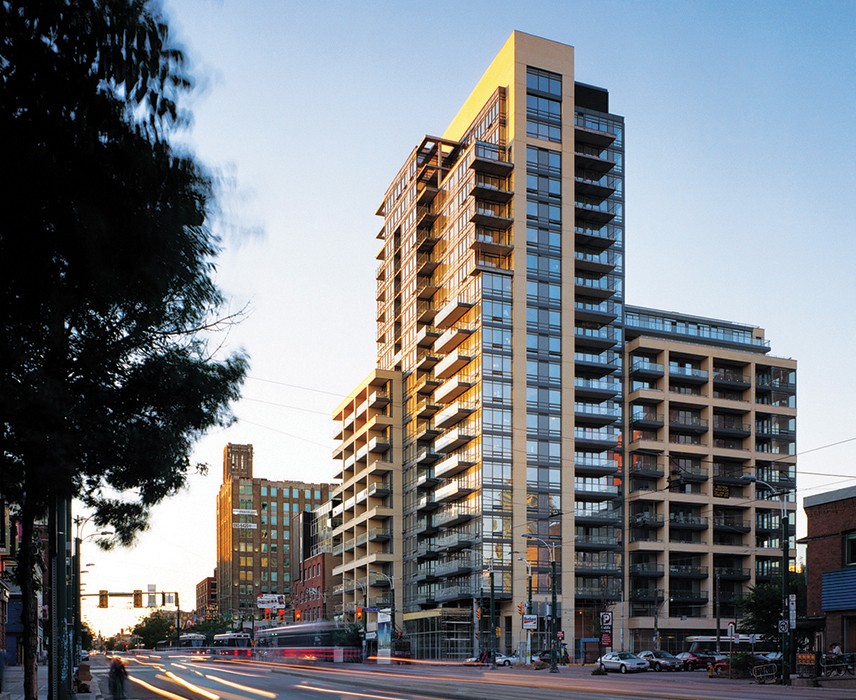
[88,652,856,700]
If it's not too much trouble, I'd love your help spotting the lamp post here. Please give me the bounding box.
[523,534,560,673]
[741,475,791,685]
[518,557,533,664]
[73,515,112,663]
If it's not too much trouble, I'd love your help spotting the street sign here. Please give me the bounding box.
[556,630,565,641]
[601,632,612,647]
[600,611,613,627]
[522,614,537,630]
[777,619,789,634]
[789,593,797,628]
[365,631,377,640]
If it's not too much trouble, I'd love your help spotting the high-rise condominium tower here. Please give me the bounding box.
[331,31,796,659]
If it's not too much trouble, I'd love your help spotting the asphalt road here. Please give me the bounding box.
[97,653,855,700]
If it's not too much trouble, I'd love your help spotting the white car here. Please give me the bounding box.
[597,651,650,673]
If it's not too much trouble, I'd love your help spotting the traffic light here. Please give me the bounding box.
[517,602,524,616]
[133,590,143,608]
[264,608,271,620]
[278,608,285,622]
[476,607,481,620]
[295,609,302,622]
[98,590,109,608]
[355,607,363,622]
[495,627,501,638]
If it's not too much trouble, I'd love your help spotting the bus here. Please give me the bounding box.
[211,632,253,657]
[255,622,361,662]
[686,634,775,655]
[155,633,207,656]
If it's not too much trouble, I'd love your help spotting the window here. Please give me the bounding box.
[846,532,856,565]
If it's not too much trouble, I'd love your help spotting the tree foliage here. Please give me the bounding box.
[738,571,806,642]
[0,1,248,696]
[132,611,175,650]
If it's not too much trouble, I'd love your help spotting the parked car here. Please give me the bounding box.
[637,650,682,671]
[712,653,778,676]
[494,653,521,666]
[597,651,650,673]
[675,650,724,670]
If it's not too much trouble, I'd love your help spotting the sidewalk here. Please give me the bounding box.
[0,664,102,700]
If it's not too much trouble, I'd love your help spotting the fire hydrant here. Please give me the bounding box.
[707,662,714,678]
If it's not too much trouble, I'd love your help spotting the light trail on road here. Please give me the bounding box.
[164,670,221,699]
[129,674,193,700]
[203,673,278,697]
[295,684,423,700]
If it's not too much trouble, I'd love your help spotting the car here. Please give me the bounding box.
[597,651,650,674]
[676,650,724,670]
[637,650,682,671]
[712,653,778,676]
[495,653,521,666]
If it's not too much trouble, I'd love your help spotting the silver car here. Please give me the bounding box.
[638,650,682,671]
[597,651,650,673]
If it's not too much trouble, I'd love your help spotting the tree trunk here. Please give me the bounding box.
[20,499,39,700]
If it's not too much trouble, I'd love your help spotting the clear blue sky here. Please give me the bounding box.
[82,0,856,636]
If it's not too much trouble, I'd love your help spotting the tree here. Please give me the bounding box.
[81,620,96,652]
[0,2,248,697]
[738,571,807,644]
[132,611,175,650]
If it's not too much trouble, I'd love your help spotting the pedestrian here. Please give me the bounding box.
[109,657,128,700]
[829,642,842,656]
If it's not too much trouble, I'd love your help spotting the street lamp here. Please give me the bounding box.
[741,474,791,685]
[73,515,112,662]
[523,534,560,673]
[517,557,533,664]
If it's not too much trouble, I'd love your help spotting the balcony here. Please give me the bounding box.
[574,560,622,577]
[669,366,709,384]
[574,456,618,477]
[436,530,475,551]
[368,436,391,453]
[414,375,441,396]
[714,566,751,581]
[367,528,391,542]
[416,301,437,325]
[415,541,440,562]
[416,469,439,490]
[669,590,708,605]
[415,352,441,373]
[712,369,751,389]
[416,275,440,300]
[415,397,441,419]
[413,419,438,443]
[630,359,665,379]
[575,534,620,550]
[416,226,440,253]
[435,349,473,379]
[434,503,476,528]
[434,453,475,479]
[433,325,473,354]
[414,447,441,465]
[629,411,664,430]
[629,513,665,528]
[712,517,752,533]
[367,481,390,498]
[668,564,708,579]
[574,299,620,323]
[576,585,622,600]
[574,481,620,500]
[469,228,513,255]
[416,494,438,513]
[434,481,474,504]
[668,513,708,530]
[415,516,439,536]
[434,401,475,429]
[668,414,708,434]
[573,427,620,449]
[436,556,475,577]
[435,426,475,453]
[368,390,390,408]
[574,509,622,526]
[416,325,441,348]
[712,463,748,485]
[629,458,664,479]
[712,416,751,438]
[629,588,665,602]
[414,565,438,584]
[470,141,513,176]
[574,376,621,399]
[630,563,665,577]
[435,297,474,329]
[434,375,475,404]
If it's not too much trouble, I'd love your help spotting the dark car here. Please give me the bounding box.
[713,653,779,676]
[637,650,682,671]
[676,650,724,670]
